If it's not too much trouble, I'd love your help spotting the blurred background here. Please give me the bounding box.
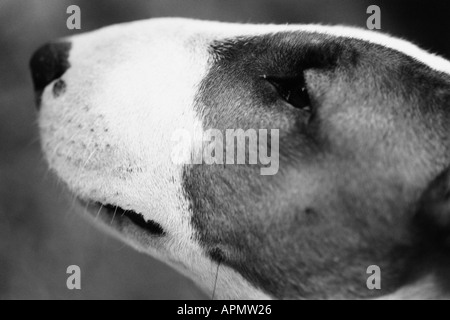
[1,0,449,300]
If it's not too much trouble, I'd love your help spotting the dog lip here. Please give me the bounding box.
[82,200,166,237]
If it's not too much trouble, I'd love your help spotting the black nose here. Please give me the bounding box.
[30,41,72,106]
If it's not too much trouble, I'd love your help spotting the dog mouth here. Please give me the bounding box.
[83,201,166,237]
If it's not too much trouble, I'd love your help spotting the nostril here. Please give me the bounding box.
[30,41,72,107]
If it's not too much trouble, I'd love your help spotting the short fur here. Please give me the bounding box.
[31,18,450,299]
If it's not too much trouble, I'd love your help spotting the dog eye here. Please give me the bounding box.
[263,75,312,113]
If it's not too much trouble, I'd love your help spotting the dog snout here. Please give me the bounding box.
[30,41,72,107]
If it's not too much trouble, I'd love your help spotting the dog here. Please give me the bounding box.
[30,18,450,300]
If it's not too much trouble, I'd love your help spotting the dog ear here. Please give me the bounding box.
[414,166,450,246]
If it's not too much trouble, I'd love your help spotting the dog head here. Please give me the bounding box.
[30,18,450,299]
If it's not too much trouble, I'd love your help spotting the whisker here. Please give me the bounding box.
[212,260,221,300]
[65,193,79,218]
[83,200,91,216]
[24,137,41,149]
[82,149,97,170]
[94,204,103,221]
[111,206,118,225]
[74,139,94,176]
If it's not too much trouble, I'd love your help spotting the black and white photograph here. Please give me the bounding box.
[1,0,450,303]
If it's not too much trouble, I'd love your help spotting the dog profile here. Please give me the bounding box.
[30,18,450,299]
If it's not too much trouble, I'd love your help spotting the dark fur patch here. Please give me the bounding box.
[183,32,450,299]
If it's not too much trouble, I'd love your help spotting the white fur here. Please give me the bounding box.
[379,276,448,300]
[39,18,450,299]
